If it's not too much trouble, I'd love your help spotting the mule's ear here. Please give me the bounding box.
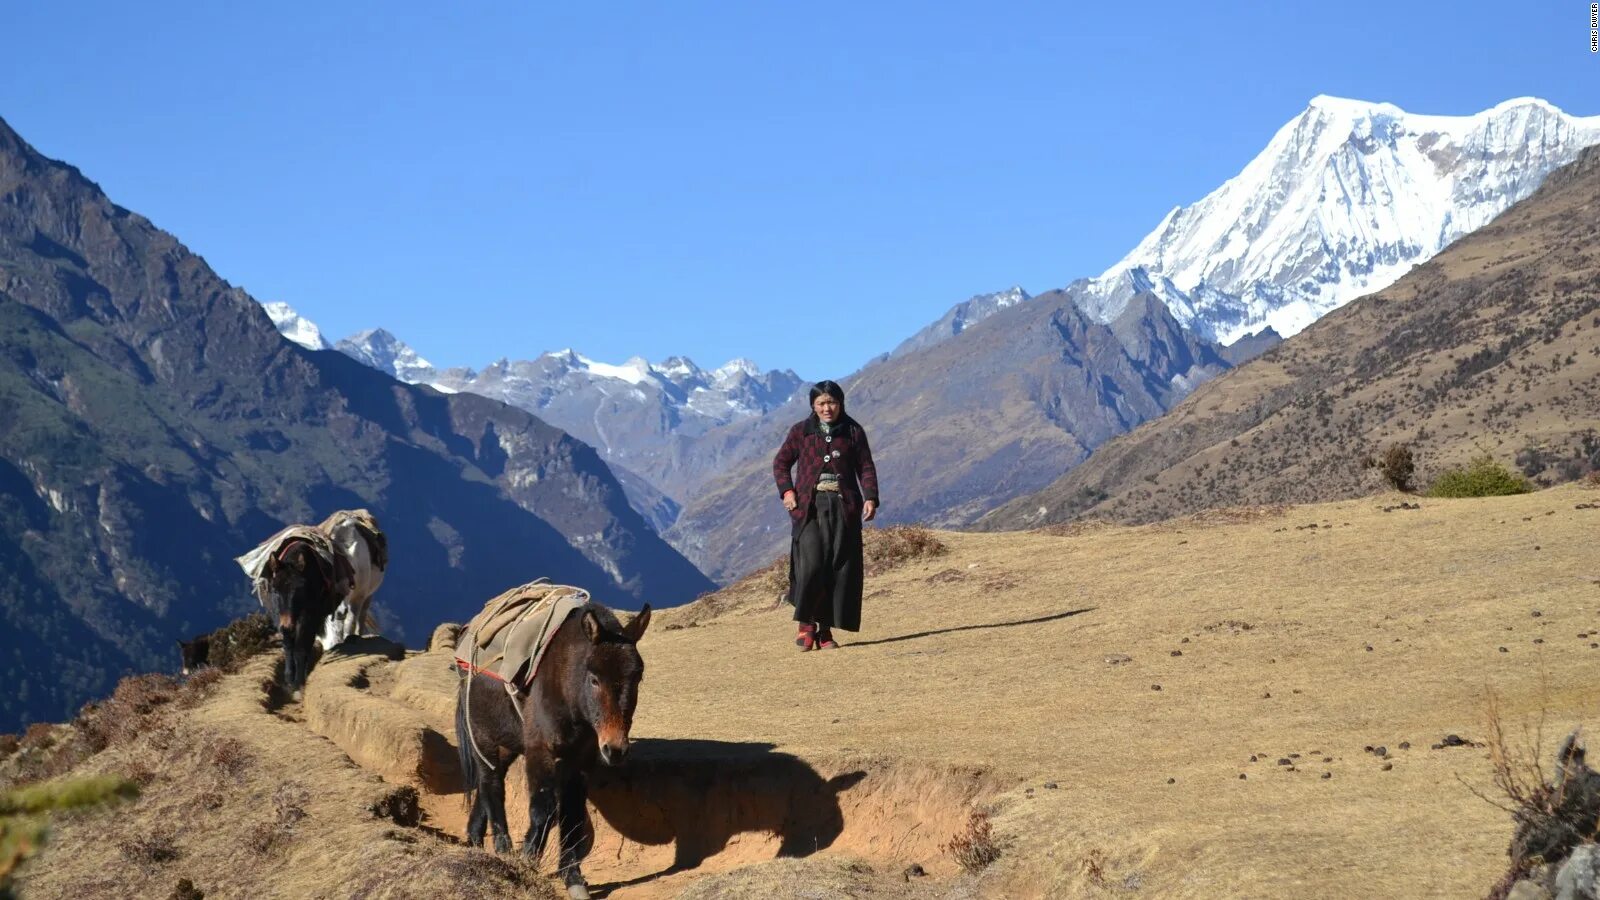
[624,605,651,642]
[582,609,604,644]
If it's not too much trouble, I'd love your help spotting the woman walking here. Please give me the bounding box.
[772,380,880,650]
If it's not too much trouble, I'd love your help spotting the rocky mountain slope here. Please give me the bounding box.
[0,115,711,729]
[1080,96,1600,343]
[887,286,1030,358]
[665,289,1230,581]
[984,144,1600,530]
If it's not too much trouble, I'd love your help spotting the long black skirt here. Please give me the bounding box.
[787,490,864,632]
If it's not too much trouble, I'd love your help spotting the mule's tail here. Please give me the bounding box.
[454,678,480,809]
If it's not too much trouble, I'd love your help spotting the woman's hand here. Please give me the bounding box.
[862,500,877,522]
[782,490,797,511]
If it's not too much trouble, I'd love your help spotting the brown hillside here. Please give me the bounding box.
[667,290,1226,583]
[982,145,1600,531]
[13,487,1600,897]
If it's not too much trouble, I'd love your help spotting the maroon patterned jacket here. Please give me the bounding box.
[773,415,880,527]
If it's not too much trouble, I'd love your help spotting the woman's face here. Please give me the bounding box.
[812,393,840,423]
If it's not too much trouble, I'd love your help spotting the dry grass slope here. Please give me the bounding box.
[10,487,1600,898]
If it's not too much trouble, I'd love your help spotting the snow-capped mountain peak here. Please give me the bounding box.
[712,358,761,384]
[335,328,437,383]
[1082,96,1600,343]
[260,301,331,350]
[889,285,1034,359]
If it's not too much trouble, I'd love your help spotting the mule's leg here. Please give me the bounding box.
[279,642,296,697]
[465,776,489,848]
[350,592,371,638]
[484,758,516,854]
[521,760,559,862]
[319,608,337,650]
[556,773,591,898]
[294,618,319,699]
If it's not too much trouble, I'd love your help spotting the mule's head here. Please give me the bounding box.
[578,605,651,766]
[268,544,318,623]
[270,541,335,696]
[177,636,210,676]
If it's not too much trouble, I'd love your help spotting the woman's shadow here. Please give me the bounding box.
[584,737,866,889]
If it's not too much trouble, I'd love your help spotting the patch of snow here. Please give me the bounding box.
[261,301,331,350]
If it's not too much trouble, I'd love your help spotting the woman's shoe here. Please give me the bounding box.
[795,623,817,651]
[816,628,839,649]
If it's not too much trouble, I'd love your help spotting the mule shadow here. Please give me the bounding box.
[321,634,407,662]
[846,607,1096,648]
[585,738,865,883]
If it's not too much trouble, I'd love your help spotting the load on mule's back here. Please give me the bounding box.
[233,509,388,697]
[316,508,388,648]
[454,579,651,900]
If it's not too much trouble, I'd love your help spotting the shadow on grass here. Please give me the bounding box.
[585,738,866,893]
[846,607,1096,648]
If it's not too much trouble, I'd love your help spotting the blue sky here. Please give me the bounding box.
[1,3,1593,380]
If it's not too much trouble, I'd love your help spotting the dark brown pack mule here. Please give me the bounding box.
[270,539,342,698]
[455,601,650,900]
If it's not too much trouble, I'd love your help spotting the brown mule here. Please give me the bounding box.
[456,602,650,900]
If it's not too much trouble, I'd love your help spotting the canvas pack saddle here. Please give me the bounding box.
[454,580,591,693]
[234,524,355,615]
[317,508,388,572]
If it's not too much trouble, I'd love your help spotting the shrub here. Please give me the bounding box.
[369,785,420,827]
[272,782,310,830]
[75,674,179,752]
[169,878,204,900]
[202,614,275,673]
[205,737,250,777]
[246,821,285,856]
[731,556,789,599]
[118,825,180,866]
[1468,688,1600,897]
[20,724,55,752]
[1374,444,1415,492]
[942,810,1001,874]
[177,668,225,709]
[863,525,947,576]
[1426,454,1533,498]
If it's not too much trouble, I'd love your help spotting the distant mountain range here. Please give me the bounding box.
[269,96,1600,582]
[0,114,711,730]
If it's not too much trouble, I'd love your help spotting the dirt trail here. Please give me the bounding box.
[301,640,1003,898]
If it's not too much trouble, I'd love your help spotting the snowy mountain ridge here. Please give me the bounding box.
[1081,95,1600,343]
[258,304,804,443]
[261,301,331,350]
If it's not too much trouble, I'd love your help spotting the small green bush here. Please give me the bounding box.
[1426,454,1533,498]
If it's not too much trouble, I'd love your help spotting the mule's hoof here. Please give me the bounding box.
[291,689,304,702]
[566,885,591,900]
